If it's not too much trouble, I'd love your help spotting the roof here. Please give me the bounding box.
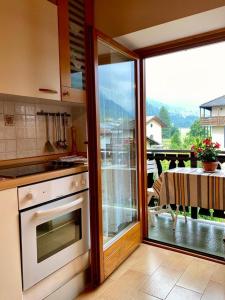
[146,116,166,128]
[200,95,225,110]
[146,137,159,145]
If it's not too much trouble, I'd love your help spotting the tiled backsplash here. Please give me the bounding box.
[0,95,72,160]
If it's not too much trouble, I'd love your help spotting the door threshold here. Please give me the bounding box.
[143,239,225,265]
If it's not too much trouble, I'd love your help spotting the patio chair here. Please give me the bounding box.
[147,176,187,230]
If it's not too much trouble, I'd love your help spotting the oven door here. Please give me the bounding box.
[20,191,89,290]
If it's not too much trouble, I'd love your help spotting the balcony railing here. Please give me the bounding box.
[200,116,225,126]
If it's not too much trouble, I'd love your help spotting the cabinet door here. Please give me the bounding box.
[0,188,22,300]
[0,0,60,100]
[58,0,86,103]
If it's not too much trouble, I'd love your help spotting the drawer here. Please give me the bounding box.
[18,172,89,210]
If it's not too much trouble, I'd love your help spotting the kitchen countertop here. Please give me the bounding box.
[0,164,88,191]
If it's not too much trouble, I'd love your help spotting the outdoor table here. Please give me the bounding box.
[156,167,225,241]
[159,167,225,210]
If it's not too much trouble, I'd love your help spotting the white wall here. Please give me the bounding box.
[146,120,162,144]
[212,126,224,148]
[211,106,225,116]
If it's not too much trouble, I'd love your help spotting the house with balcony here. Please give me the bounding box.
[200,95,225,147]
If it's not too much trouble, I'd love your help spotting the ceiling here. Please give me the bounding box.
[115,6,225,50]
[95,0,225,38]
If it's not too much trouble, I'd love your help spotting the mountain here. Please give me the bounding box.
[146,98,198,128]
[99,92,198,129]
[99,91,132,121]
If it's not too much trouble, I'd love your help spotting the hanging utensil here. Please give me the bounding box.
[62,113,68,149]
[55,113,60,148]
[70,126,77,155]
[58,113,64,148]
[44,114,54,152]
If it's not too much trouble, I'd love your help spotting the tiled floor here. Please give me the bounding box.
[149,214,225,259]
[77,244,225,300]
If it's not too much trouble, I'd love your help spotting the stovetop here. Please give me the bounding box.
[0,161,77,178]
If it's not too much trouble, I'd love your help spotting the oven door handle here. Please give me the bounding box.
[34,197,83,219]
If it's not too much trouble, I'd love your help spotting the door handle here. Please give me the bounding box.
[34,197,83,219]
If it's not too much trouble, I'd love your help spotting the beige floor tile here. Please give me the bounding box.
[96,285,159,300]
[177,259,218,293]
[201,281,225,300]
[77,278,115,300]
[166,286,201,300]
[129,251,164,276]
[97,270,149,300]
[140,266,182,299]
[211,265,225,286]
[160,250,194,272]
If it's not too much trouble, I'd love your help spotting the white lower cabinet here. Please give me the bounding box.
[44,271,87,300]
[0,188,23,300]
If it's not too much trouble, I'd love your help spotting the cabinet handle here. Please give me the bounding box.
[39,88,58,94]
[63,91,70,96]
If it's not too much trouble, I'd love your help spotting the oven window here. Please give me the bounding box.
[36,209,82,263]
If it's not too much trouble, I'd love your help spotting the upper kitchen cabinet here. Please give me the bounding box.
[58,0,87,103]
[0,0,61,101]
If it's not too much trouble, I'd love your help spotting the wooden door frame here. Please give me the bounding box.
[86,27,146,286]
[134,27,225,243]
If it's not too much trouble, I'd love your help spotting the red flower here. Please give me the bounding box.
[203,138,211,146]
[215,142,221,149]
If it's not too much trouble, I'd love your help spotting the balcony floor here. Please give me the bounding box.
[148,214,225,259]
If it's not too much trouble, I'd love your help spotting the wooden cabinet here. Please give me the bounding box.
[0,188,22,300]
[58,0,87,103]
[0,0,60,101]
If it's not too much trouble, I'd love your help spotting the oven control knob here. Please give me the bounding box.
[73,180,79,188]
[81,179,86,186]
[25,192,34,201]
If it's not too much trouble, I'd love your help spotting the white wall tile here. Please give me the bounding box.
[25,104,36,115]
[4,127,16,139]
[0,96,71,161]
[26,115,36,127]
[0,141,5,153]
[4,102,15,115]
[0,102,3,114]
[15,115,26,127]
[15,103,26,115]
[5,140,16,152]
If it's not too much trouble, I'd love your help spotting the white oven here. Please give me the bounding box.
[18,173,89,290]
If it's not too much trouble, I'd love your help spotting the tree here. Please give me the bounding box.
[170,128,182,149]
[183,119,205,149]
[158,106,172,138]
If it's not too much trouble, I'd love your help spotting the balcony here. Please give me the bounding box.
[200,116,225,126]
[147,149,225,259]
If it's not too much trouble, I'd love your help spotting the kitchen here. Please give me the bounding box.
[0,0,92,299]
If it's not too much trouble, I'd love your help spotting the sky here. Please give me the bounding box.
[145,41,225,108]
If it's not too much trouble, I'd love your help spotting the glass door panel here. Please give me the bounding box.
[97,40,138,245]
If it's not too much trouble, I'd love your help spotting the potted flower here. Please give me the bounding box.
[191,138,221,172]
